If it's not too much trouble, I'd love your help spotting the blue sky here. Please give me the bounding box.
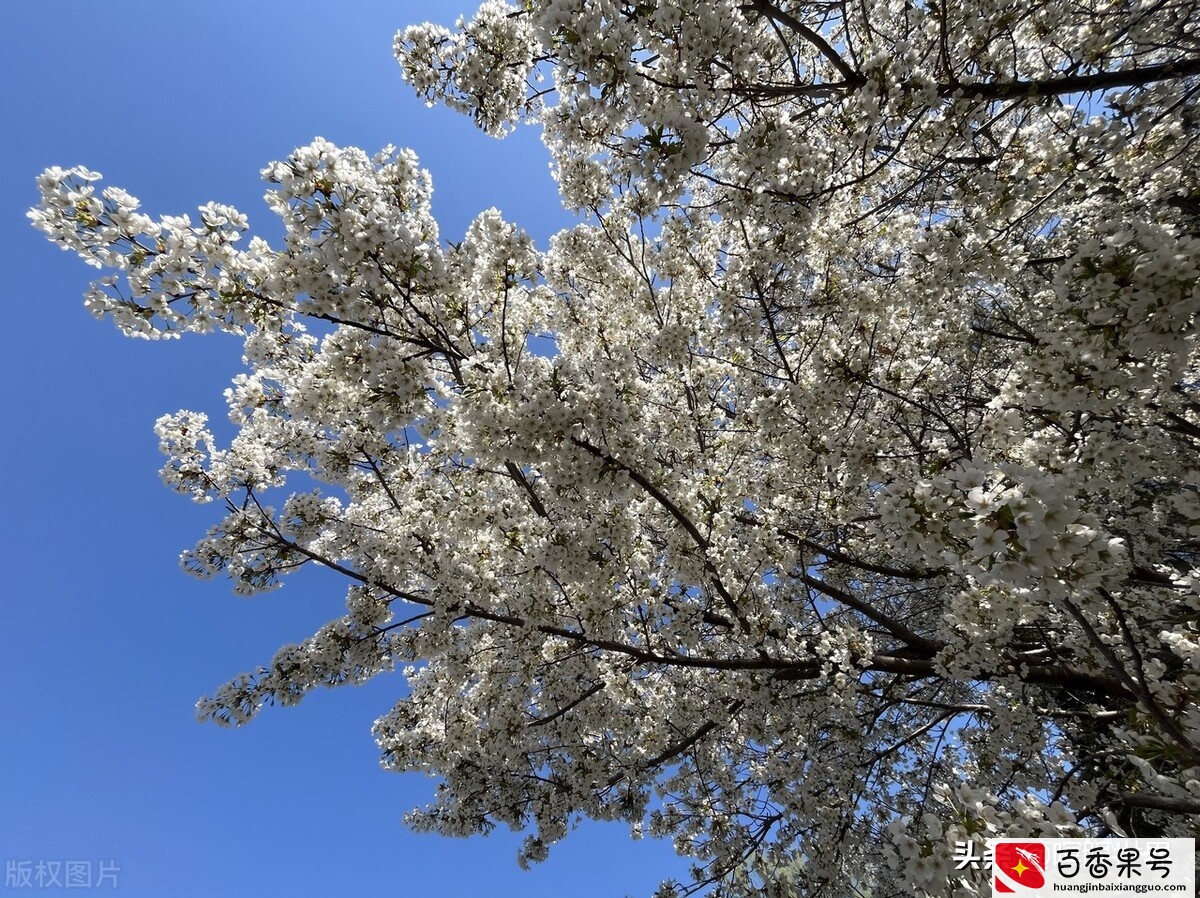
[0,3,690,895]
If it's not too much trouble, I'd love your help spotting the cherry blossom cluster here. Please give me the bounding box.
[32,0,1200,895]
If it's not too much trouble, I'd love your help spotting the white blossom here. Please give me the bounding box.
[31,0,1200,895]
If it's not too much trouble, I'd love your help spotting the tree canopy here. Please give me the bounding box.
[30,0,1200,894]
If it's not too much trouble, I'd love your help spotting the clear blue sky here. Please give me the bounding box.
[0,3,690,895]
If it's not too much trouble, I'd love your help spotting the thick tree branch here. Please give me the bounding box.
[505,460,550,519]
[780,530,947,581]
[1117,792,1200,815]
[527,681,606,728]
[737,56,1200,102]
[797,571,944,655]
[943,57,1200,100]
[243,509,1136,700]
[570,436,755,635]
[740,0,865,87]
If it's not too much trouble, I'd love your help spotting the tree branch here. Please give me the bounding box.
[740,0,865,87]
[736,56,1200,103]
[797,571,944,655]
[1117,792,1200,815]
[943,57,1200,101]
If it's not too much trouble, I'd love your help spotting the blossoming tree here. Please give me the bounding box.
[30,0,1200,894]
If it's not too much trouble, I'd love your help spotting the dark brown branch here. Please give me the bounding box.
[797,572,944,654]
[505,460,549,519]
[740,0,865,87]
[1117,792,1200,815]
[237,510,1136,701]
[362,451,405,513]
[609,700,746,785]
[735,56,1200,103]
[970,323,1040,345]
[781,530,947,581]
[527,681,606,728]
[775,652,1134,699]
[571,437,709,549]
[943,57,1200,100]
[869,710,956,763]
[570,437,754,635]
[1060,595,1200,765]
